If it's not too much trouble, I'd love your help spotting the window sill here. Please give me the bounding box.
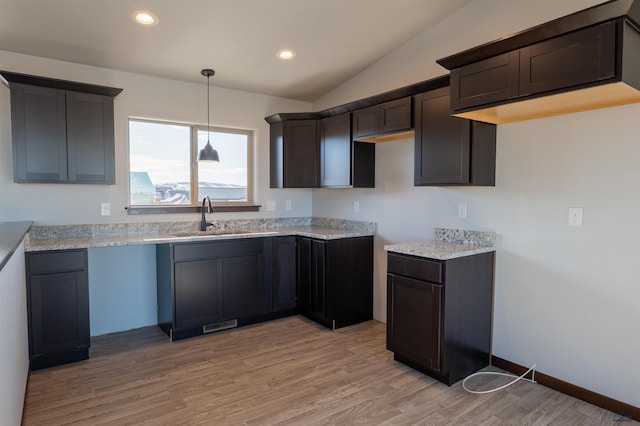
[126,205,261,215]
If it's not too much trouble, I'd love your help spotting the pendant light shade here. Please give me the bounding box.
[198,68,220,162]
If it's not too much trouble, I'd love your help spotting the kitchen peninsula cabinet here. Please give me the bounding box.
[320,113,375,188]
[157,238,268,340]
[297,236,373,329]
[268,114,319,188]
[2,71,121,184]
[414,86,496,186]
[386,251,494,385]
[26,249,90,370]
[352,97,412,140]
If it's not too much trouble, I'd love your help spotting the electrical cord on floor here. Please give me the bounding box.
[462,364,537,394]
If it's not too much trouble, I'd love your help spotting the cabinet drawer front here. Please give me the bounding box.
[173,238,264,261]
[519,21,616,96]
[451,51,520,111]
[387,253,443,284]
[27,249,87,274]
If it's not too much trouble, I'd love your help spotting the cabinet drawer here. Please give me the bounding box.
[387,253,443,284]
[27,249,87,274]
[173,238,264,261]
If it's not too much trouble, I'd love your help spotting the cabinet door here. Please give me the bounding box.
[519,21,616,96]
[320,113,352,187]
[66,91,115,184]
[28,271,90,358]
[352,105,379,139]
[283,120,319,187]
[297,237,326,321]
[414,87,471,185]
[387,273,442,372]
[272,236,297,311]
[174,259,223,330]
[310,240,327,321]
[10,84,68,182]
[379,97,412,134]
[450,51,520,111]
[222,254,266,319]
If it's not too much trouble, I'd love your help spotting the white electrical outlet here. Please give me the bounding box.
[568,207,583,227]
[285,200,292,211]
[266,201,277,211]
[101,202,110,216]
[354,201,360,213]
[458,203,468,219]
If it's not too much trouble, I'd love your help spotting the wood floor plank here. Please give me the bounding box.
[22,316,636,425]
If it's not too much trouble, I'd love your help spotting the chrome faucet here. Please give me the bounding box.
[201,196,213,231]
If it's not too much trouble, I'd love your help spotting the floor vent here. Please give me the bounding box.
[203,319,237,334]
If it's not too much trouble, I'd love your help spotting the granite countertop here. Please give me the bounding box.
[384,228,496,260]
[0,221,32,271]
[25,218,376,252]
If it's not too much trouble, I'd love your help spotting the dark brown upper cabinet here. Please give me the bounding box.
[268,114,320,188]
[2,71,122,184]
[414,86,496,186]
[353,97,412,140]
[320,113,374,188]
[438,0,640,124]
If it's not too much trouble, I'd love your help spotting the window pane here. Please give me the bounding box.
[129,120,191,205]
[197,130,248,202]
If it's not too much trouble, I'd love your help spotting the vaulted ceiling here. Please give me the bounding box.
[0,0,474,101]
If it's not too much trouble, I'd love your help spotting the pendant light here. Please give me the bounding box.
[197,68,220,162]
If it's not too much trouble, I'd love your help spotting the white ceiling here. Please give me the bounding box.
[0,0,474,102]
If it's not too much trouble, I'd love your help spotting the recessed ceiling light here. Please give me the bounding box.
[276,49,296,60]
[132,10,158,26]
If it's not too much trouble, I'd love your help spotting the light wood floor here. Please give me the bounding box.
[23,316,634,425]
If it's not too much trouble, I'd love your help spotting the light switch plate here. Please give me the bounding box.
[101,203,110,216]
[568,207,583,227]
[266,200,277,211]
[458,203,468,219]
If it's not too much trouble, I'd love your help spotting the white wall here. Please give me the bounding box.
[88,245,157,336]
[312,0,639,409]
[0,50,313,224]
[0,240,29,426]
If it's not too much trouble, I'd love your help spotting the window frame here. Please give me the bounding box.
[127,118,259,215]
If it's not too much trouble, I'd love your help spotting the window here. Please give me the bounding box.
[128,119,253,211]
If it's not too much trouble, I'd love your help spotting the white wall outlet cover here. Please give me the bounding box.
[568,207,583,227]
[101,202,110,216]
[354,201,360,213]
[285,200,292,211]
[266,200,277,211]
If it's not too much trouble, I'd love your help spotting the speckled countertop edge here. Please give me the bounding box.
[0,221,32,271]
[25,218,376,252]
[384,228,496,260]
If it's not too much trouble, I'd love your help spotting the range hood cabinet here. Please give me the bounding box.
[437,0,640,124]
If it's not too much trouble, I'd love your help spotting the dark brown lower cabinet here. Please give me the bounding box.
[26,249,90,370]
[157,237,297,341]
[387,251,494,385]
[297,236,373,329]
